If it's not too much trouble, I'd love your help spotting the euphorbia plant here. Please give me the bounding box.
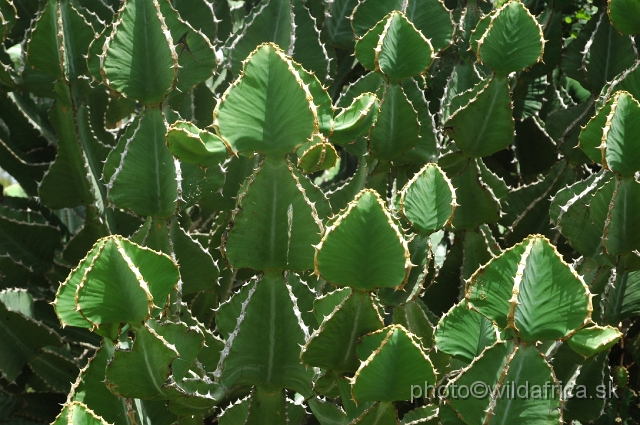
[1,0,640,424]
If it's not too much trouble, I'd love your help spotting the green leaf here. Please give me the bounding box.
[223,157,324,271]
[444,76,515,158]
[0,0,17,42]
[603,177,640,256]
[68,342,130,425]
[26,0,94,81]
[608,0,640,35]
[392,300,435,347]
[217,272,313,395]
[169,219,219,294]
[292,0,332,84]
[226,0,293,76]
[316,189,410,290]
[351,0,454,53]
[54,235,178,328]
[331,93,379,145]
[582,91,640,176]
[105,108,178,218]
[355,12,433,83]
[563,352,610,422]
[447,342,560,425]
[147,320,204,382]
[246,388,288,425]
[308,397,349,425]
[349,402,398,425]
[105,322,178,399]
[214,43,317,157]
[401,405,438,424]
[435,300,498,364]
[476,1,544,76]
[550,171,614,259]
[325,0,359,49]
[377,12,433,82]
[0,299,61,382]
[585,13,636,94]
[400,163,455,234]
[438,153,501,230]
[466,235,591,342]
[368,83,419,160]
[297,140,338,174]
[28,349,79,394]
[301,290,384,373]
[102,0,178,104]
[166,120,228,168]
[379,234,432,306]
[53,402,110,425]
[567,325,622,357]
[352,325,436,402]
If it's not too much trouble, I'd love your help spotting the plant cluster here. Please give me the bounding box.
[1,0,640,424]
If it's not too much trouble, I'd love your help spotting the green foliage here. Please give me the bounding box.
[0,0,639,424]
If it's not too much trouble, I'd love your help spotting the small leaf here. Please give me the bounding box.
[166,120,228,168]
[435,300,498,364]
[331,93,380,145]
[223,157,324,271]
[301,290,384,373]
[54,235,178,328]
[400,163,455,234]
[476,1,544,76]
[352,325,436,402]
[567,325,622,357]
[315,189,410,291]
[297,140,338,174]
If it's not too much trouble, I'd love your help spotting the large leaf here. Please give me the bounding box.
[54,235,178,328]
[213,43,318,157]
[466,235,591,342]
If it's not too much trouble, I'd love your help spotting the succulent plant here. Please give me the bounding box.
[0,0,638,424]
